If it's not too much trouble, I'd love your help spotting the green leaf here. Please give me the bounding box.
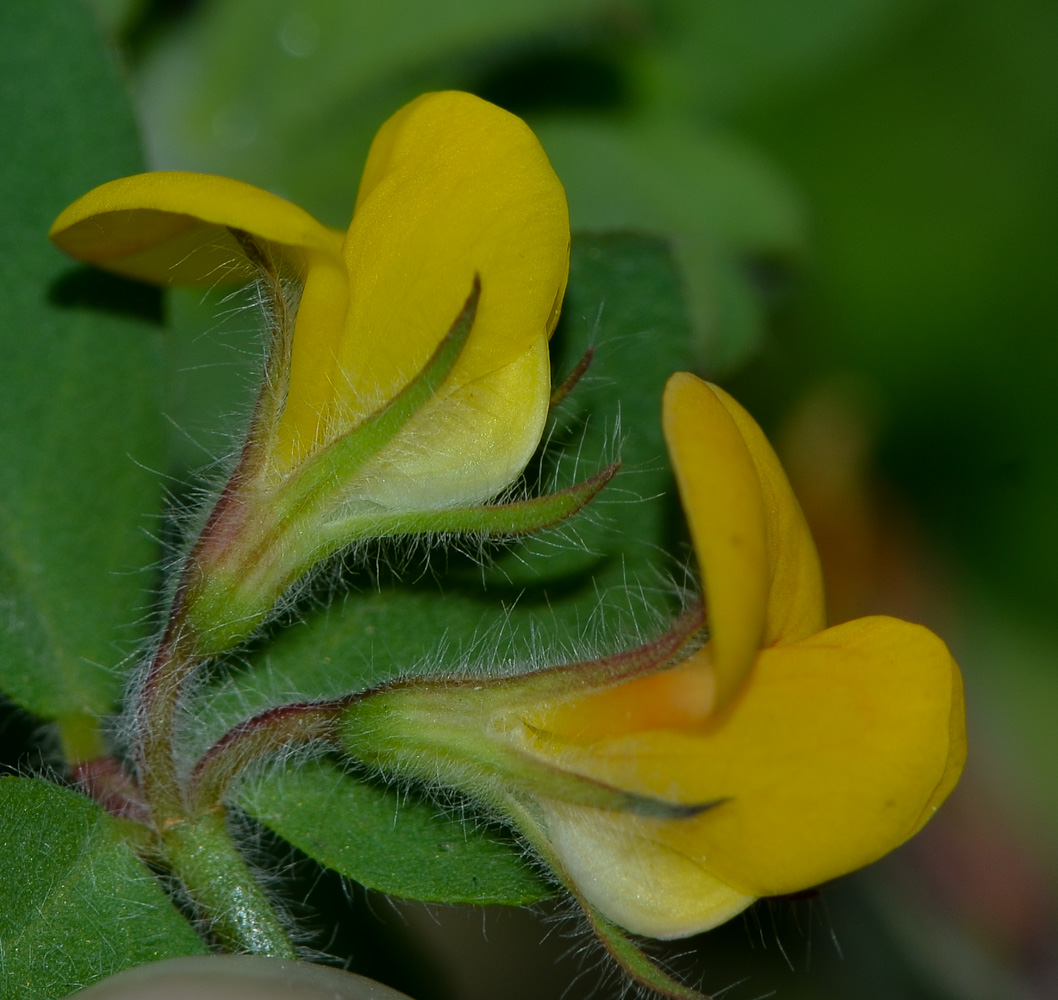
[87,0,147,40]
[642,0,929,115]
[532,117,806,373]
[204,233,693,903]
[0,777,206,1000]
[0,1,166,755]
[243,759,550,905]
[535,119,804,253]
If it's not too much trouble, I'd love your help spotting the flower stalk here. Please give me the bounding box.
[136,627,203,826]
[187,699,352,817]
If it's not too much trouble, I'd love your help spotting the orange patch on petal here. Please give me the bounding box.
[532,653,717,742]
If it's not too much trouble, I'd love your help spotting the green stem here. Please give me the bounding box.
[162,810,296,957]
[137,628,201,826]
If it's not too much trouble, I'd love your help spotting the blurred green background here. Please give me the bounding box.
[31,0,1058,996]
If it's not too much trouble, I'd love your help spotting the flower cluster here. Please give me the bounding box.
[52,90,965,996]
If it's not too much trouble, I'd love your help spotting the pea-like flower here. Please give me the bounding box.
[341,372,966,944]
[50,91,586,652]
[51,90,566,504]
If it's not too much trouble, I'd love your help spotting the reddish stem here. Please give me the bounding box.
[187,697,354,816]
[134,461,260,826]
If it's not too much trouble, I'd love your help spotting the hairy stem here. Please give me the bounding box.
[136,627,202,826]
[188,699,351,816]
[162,811,296,957]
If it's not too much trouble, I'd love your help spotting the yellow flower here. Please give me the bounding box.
[509,373,965,937]
[50,90,569,511]
[50,92,582,652]
[342,373,966,942]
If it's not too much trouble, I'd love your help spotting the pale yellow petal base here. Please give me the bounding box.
[347,335,551,511]
[539,799,756,939]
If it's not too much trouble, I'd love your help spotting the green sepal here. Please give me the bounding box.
[318,460,618,543]
[179,276,482,653]
[225,226,298,474]
[549,345,594,409]
[581,903,714,1000]
[339,658,721,821]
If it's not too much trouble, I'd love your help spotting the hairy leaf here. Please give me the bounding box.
[244,759,550,904]
[0,0,165,756]
[0,777,205,999]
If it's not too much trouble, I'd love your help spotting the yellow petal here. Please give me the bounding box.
[661,374,826,711]
[517,616,965,902]
[537,799,755,939]
[267,252,352,473]
[535,377,824,737]
[536,652,718,743]
[49,171,344,285]
[277,91,569,456]
[662,373,769,708]
[707,382,826,646]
